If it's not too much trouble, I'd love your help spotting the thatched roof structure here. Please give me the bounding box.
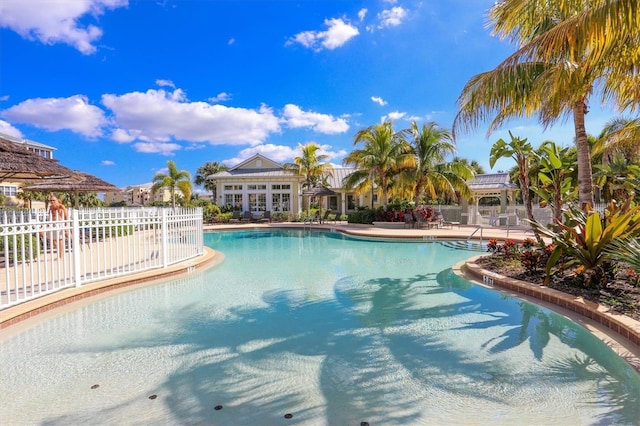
[21,171,118,193]
[0,136,75,182]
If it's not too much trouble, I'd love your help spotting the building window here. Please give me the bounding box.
[0,185,17,197]
[328,196,338,211]
[271,184,291,190]
[248,184,267,190]
[249,193,267,211]
[224,185,243,191]
[225,193,243,210]
[347,195,356,210]
[271,193,291,212]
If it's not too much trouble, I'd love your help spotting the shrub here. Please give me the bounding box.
[0,233,39,263]
[348,209,375,224]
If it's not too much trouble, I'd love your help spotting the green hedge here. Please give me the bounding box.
[0,234,39,263]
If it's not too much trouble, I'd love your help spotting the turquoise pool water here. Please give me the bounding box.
[1,229,639,425]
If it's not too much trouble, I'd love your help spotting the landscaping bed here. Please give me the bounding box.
[474,255,640,321]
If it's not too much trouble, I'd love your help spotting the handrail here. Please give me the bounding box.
[467,226,483,244]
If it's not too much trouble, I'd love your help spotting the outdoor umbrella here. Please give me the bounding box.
[0,136,75,182]
[22,171,118,207]
[302,186,337,222]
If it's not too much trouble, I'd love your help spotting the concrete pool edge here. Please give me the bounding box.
[456,256,640,374]
[0,247,221,329]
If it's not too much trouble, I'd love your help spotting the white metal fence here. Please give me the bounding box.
[0,207,203,310]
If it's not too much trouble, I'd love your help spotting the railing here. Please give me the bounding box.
[0,207,203,310]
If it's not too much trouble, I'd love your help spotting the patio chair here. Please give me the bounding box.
[304,212,320,224]
[320,209,332,224]
[415,214,427,229]
[241,211,254,222]
[331,211,342,223]
[229,210,241,223]
[258,211,271,223]
[404,212,415,228]
[438,213,460,229]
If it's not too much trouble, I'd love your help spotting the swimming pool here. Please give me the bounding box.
[1,229,639,425]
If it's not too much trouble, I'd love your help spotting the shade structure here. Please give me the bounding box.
[302,186,337,221]
[21,171,118,194]
[302,186,338,198]
[0,136,75,182]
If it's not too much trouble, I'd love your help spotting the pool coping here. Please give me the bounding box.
[456,255,640,374]
[0,247,220,329]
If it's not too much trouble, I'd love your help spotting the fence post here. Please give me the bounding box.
[72,209,82,287]
[161,208,169,268]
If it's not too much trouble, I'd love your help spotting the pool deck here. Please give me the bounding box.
[2,221,639,374]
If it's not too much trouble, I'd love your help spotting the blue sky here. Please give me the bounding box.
[0,0,620,192]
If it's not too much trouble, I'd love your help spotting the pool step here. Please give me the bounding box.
[439,240,487,252]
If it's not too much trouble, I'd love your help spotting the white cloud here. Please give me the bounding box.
[1,95,107,137]
[371,96,387,106]
[101,88,281,145]
[0,95,9,101]
[282,104,349,134]
[0,120,23,138]
[228,38,235,45]
[0,0,128,54]
[156,79,175,88]
[209,92,231,103]
[358,9,367,21]
[133,141,182,155]
[225,144,299,166]
[101,160,115,166]
[383,111,406,122]
[378,7,407,28]
[287,18,359,51]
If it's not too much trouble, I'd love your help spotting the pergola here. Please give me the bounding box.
[463,173,519,225]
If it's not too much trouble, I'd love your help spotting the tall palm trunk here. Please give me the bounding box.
[573,99,595,209]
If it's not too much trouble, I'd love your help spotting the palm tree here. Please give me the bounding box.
[490,131,542,242]
[283,143,333,191]
[532,140,578,222]
[343,121,414,210]
[593,155,640,203]
[151,160,192,209]
[402,121,473,204]
[453,0,640,210]
[193,161,228,203]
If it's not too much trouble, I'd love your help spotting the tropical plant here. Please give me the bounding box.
[606,238,640,275]
[531,200,640,287]
[530,140,578,222]
[490,131,542,242]
[283,143,333,191]
[194,161,228,203]
[454,0,640,210]
[593,155,640,203]
[400,121,473,205]
[343,121,414,210]
[151,160,192,209]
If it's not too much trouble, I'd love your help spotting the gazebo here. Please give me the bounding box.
[463,173,519,225]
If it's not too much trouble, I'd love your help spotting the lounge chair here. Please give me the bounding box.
[320,209,332,224]
[439,213,460,229]
[404,212,415,228]
[229,210,241,223]
[304,212,320,224]
[331,211,342,223]
[258,211,271,223]
[241,211,254,222]
[415,214,427,228]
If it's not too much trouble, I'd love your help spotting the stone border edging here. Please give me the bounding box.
[461,254,640,348]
